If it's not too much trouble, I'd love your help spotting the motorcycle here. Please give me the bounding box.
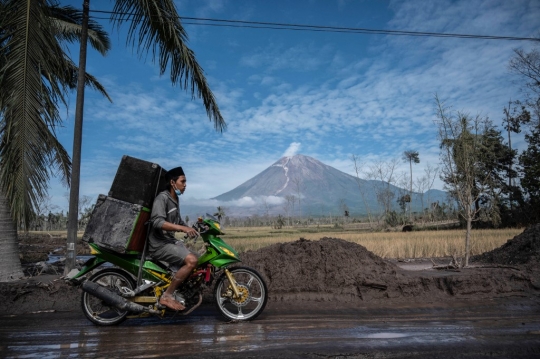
[69,214,268,326]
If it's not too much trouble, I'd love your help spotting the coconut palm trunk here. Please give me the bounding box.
[402,150,420,222]
[0,192,24,282]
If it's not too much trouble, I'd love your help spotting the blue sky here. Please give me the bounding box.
[49,0,540,212]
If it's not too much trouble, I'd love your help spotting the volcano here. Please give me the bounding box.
[211,154,446,216]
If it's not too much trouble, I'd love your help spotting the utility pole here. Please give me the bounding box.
[65,0,90,275]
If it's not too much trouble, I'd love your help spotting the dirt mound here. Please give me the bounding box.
[241,237,403,302]
[472,224,540,266]
[242,236,540,304]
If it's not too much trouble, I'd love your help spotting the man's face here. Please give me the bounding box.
[173,175,187,194]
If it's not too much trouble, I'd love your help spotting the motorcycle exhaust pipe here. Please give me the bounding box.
[82,280,161,315]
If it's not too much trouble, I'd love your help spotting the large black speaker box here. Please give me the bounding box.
[83,195,150,253]
[108,155,168,208]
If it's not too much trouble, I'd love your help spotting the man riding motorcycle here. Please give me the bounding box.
[147,166,198,311]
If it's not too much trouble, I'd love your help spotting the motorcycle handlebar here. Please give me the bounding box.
[183,231,200,241]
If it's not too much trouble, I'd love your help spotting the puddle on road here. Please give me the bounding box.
[7,342,98,358]
[365,332,410,339]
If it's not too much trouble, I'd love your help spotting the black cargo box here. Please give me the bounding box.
[82,195,150,253]
[108,155,168,208]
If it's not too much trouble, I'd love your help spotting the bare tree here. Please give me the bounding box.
[509,48,540,98]
[351,155,373,226]
[33,195,59,231]
[339,198,349,225]
[261,198,270,218]
[64,193,93,231]
[284,195,296,226]
[414,175,428,223]
[435,95,492,267]
[366,158,399,218]
[396,171,410,216]
[416,163,439,223]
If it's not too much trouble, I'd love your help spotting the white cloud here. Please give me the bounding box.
[183,195,285,211]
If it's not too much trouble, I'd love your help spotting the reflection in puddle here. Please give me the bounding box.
[7,342,98,359]
[189,322,268,352]
[365,332,409,339]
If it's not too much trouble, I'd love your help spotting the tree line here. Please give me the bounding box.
[22,195,95,232]
[347,47,540,236]
[435,47,540,230]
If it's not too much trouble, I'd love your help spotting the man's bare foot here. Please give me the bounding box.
[159,295,185,311]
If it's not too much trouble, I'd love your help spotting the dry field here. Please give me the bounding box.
[220,226,524,259]
[25,226,524,260]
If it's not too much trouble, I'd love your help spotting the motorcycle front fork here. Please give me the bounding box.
[224,269,241,298]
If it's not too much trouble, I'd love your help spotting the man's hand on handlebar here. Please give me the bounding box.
[192,222,209,234]
[179,225,198,239]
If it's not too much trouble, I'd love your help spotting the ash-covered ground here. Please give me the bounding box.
[1,224,539,314]
[241,224,540,304]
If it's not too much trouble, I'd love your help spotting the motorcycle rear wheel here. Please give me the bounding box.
[81,268,136,326]
[214,266,268,321]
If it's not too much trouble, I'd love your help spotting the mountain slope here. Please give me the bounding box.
[212,154,447,216]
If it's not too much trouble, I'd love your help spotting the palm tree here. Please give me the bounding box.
[214,206,226,222]
[65,0,227,273]
[402,150,420,221]
[0,0,110,281]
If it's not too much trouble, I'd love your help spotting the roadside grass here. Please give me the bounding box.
[221,226,523,259]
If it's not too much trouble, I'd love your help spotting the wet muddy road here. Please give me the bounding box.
[1,299,540,359]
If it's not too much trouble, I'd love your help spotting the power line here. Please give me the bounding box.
[89,9,539,42]
[181,16,539,41]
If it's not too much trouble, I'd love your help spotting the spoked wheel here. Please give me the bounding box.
[214,266,268,321]
[81,268,135,326]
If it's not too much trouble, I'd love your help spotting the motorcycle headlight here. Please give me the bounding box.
[220,246,236,258]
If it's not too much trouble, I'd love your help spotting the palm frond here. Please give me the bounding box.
[0,0,71,227]
[111,0,226,132]
[53,54,113,102]
[48,4,111,55]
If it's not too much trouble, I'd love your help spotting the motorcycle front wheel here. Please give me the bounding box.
[214,266,268,321]
[81,268,136,326]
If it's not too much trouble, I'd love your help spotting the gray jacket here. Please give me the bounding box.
[148,190,185,253]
